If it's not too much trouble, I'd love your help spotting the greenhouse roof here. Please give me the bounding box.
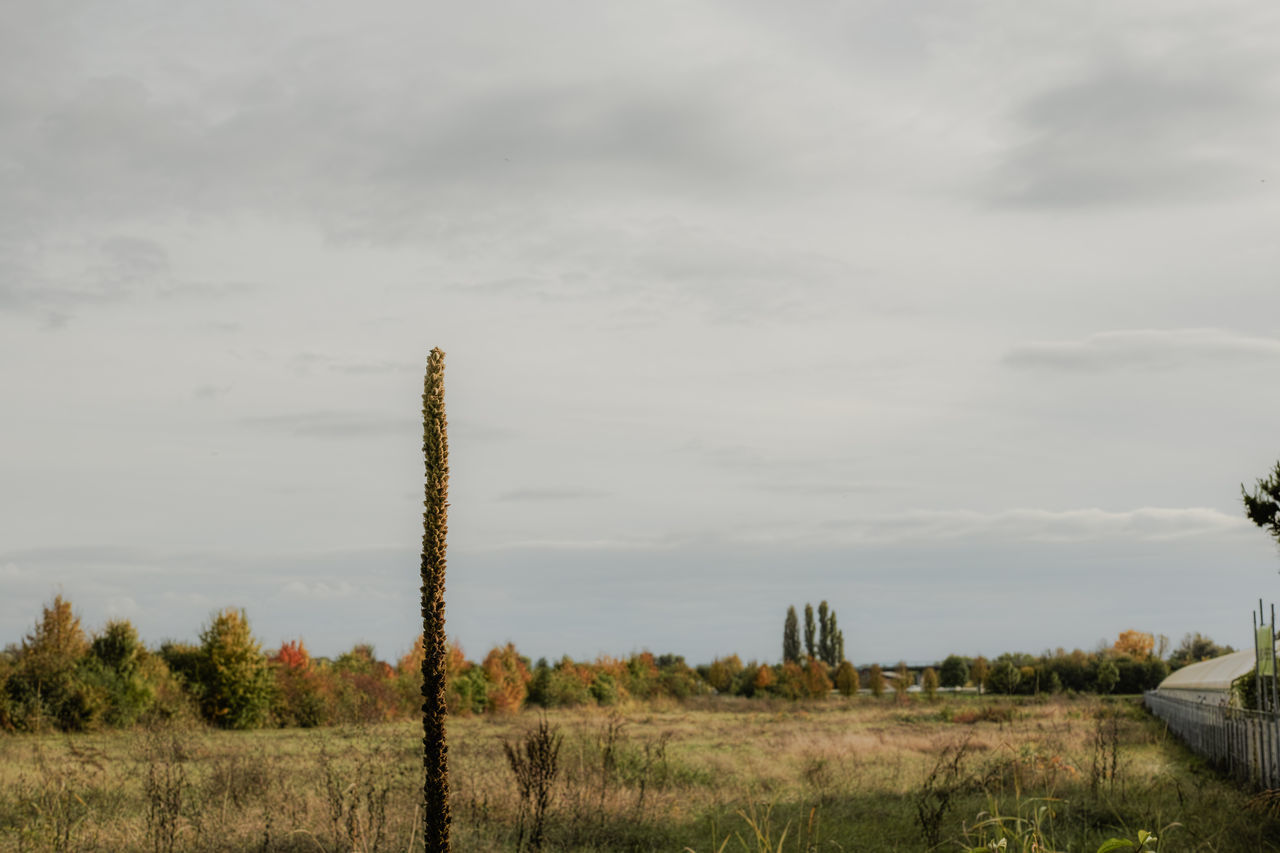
[1158,649,1261,692]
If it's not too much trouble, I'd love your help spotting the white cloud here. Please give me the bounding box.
[1004,329,1280,372]
[281,580,357,600]
[802,506,1247,546]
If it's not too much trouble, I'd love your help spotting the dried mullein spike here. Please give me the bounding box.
[421,347,450,851]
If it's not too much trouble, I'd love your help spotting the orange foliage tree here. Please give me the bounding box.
[1113,630,1155,660]
[483,644,531,713]
[804,658,833,698]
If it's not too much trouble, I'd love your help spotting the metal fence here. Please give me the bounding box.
[1145,690,1280,789]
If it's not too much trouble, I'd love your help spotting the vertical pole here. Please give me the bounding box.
[1256,605,1264,786]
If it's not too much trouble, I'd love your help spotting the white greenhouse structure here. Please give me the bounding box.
[1153,649,1266,706]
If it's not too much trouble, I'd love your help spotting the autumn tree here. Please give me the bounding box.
[804,658,833,698]
[783,606,801,664]
[706,655,742,693]
[868,664,885,698]
[483,644,531,714]
[970,656,990,695]
[1113,630,1155,660]
[198,608,272,729]
[18,594,88,696]
[921,667,940,701]
[8,594,94,729]
[893,661,911,700]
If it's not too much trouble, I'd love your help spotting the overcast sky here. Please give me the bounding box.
[4,1,1280,667]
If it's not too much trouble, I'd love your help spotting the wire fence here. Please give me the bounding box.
[1145,690,1280,789]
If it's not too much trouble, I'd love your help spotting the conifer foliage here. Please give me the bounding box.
[420,347,451,852]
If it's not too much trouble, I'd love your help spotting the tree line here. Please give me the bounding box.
[0,595,1228,733]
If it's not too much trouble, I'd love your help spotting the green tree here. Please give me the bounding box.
[817,601,830,662]
[1095,658,1120,694]
[421,347,452,852]
[989,659,1022,695]
[818,602,843,667]
[921,667,940,701]
[803,603,816,659]
[893,661,911,699]
[970,656,990,695]
[783,606,801,664]
[938,655,969,689]
[198,608,272,729]
[835,660,859,697]
[868,664,885,698]
[1243,460,1280,546]
[84,619,163,727]
[1168,632,1233,670]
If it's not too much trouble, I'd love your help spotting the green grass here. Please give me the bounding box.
[0,694,1277,851]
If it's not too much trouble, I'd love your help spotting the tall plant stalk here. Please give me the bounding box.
[421,347,450,851]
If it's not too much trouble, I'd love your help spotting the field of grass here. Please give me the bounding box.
[1,693,1278,852]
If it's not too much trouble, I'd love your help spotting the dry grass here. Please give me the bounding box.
[0,694,1277,851]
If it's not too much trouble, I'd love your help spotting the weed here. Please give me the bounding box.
[503,716,562,852]
[915,733,973,849]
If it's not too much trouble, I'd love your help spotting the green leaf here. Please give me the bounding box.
[1096,839,1135,853]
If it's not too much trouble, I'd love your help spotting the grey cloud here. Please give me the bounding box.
[193,384,231,400]
[2,45,773,244]
[1004,329,1280,372]
[750,481,899,497]
[240,411,413,438]
[496,488,612,503]
[289,352,416,376]
[992,58,1278,207]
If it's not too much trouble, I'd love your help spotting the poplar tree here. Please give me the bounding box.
[783,606,801,664]
[817,601,831,664]
[421,348,451,851]
[803,604,816,659]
